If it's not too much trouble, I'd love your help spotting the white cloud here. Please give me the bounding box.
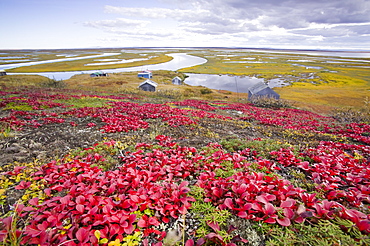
[104,5,209,20]
[83,0,370,49]
[84,18,149,30]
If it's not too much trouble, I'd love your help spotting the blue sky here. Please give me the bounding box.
[1,0,370,50]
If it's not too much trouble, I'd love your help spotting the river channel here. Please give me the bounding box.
[6,53,207,80]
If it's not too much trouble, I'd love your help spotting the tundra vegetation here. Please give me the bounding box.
[0,48,369,245]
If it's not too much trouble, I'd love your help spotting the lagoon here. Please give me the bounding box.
[184,74,287,93]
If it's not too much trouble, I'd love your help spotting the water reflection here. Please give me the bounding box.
[184,74,287,93]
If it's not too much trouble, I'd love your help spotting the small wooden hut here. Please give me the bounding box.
[138,71,152,79]
[138,79,157,92]
[172,76,182,85]
[90,71,108,77]
[248,82,280,100]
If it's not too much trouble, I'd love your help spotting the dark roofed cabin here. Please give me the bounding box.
[138,79,157,92]
[90,71,108,77]
[0,70,6,76]
[248,82,280,100]
[172,76,182,85]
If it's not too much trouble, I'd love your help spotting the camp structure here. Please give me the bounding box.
[138,79,157,92]
[172,76,182,85]
[248,82,280,100]
[90,71,108,77]
[138,70,152,79]
[0,70,6,76]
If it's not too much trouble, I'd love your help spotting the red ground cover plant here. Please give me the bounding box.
[1,89,369,245]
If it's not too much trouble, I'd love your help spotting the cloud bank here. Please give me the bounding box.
[84,0,370,49]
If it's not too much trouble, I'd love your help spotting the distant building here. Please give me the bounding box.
[248,82,280,100]
[90,71,108,77]
[138,79,157,92]
[172,76,182,85]
[138,71,152,79]
[0,70,6,76]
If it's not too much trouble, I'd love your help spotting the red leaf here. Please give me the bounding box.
[256,195,268,204]
[207,221,220,232]
[130,195,140,203]
[264,203,275,215]
[162,217,170,223]
[76,195,85,204]
[185,239,194,246]
[124,223,134,234]
[206,232,223,241]
[1,217,13,230]
[103,204,113,214]
[44,188,51,196]
[60,195,70,205]
[283,208,294,219]
[29,197,39,206]
[196,238,206,246]
[224,198,234,210]
[237,211,248,218]
[277,217,291,226]
[357,220,370,231]
[37,221,49,231]
[149,217,160,226]
[15,181,31,190]
[137,218,147,228]
[264,218,276,224]
[76,204,85,213]
[76,227,89,243]
[280,198,295,208]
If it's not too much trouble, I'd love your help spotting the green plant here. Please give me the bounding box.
[0,124,14,139]
[3,102,33,111]
[254,218,362,246]
[214,160,239,178]
[189,186,232,239]
[66,141,120,171]
[220,138,293,158]
[54,96,110,108]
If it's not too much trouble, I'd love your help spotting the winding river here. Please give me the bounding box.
[6,53,208,80]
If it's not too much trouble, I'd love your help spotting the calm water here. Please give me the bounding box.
[246,49,370,58]
[184,74,287,93]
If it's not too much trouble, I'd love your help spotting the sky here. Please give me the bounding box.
[1,0,370,50]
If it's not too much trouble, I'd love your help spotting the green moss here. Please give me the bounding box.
[254,219,363,246]
[220,138,293,158]
[3,102,34,111]
[54,97,110,108]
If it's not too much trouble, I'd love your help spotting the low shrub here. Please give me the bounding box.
[250,96,292,109]
[41,79,66,88]
[332,97,370,123]
[200,88,213,95]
